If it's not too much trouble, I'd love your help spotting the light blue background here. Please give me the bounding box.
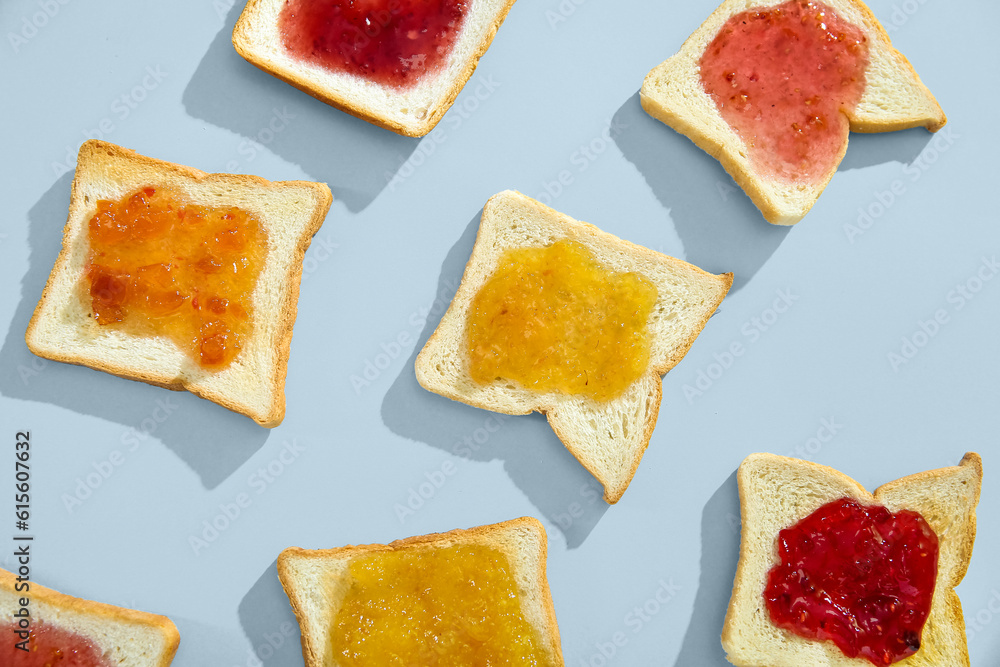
[1,0,997,664]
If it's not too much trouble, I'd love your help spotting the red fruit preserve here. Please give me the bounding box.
[699,0,869,181]
[279,0,470,89]
[764,498,939,665]
[0,621,113,666]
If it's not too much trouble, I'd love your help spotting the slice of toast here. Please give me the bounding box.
[277,516,564,666]
[723,452,982,667]
[233,0,517,137]
[641,0,946,225]
[415,191,732,503]
[0,568,179,665]
[25,140,332,427]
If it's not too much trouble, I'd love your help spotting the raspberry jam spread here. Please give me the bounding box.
[279,0,470,89]
[764,498,939,665]
[0,621,113,666]
[466,240,659,402]
[85,186,268,370]
[699,0,869,181]
[329,544,554,665]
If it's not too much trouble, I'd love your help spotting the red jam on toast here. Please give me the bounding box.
[86,186,268,370]
[699,0,869,181]
[279,0,470,89]
[764,498,939,665]
[0,621,112,666]
[466,240,658,402]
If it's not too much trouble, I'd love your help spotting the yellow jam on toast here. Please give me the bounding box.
[329,544,552,665]
[466,239,658,402]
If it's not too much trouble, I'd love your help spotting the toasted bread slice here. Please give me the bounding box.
[641,0,946,225]
[277,517,564,666]
[233,0,517,137]
[0,568,179,665]
[415,191,732,503]
[723,452,982,667]
[25,140,332,427]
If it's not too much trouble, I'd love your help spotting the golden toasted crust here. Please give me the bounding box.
[0,568,179,666]
[641,0,946,225]
[232,0,518,137]
[277,517,564,667]
[25,140,332,427]
[415,191,732,503]
[722,453,982,667]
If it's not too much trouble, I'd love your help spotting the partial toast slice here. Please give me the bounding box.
[277,516,564,666]
[0,568,179,665]
[233,0,517,137]
[26,140,332,427]
[723,452,982,667]
[641,0,946,225]
[415,191,732,503]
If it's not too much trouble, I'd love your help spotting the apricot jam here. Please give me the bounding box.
[329,544,553,665]
[279,0,470,89]
[85,186,267,369]
[764,498,939,665]
[699,0,869,181]
[0,621,113,666]
[466,240,658,402]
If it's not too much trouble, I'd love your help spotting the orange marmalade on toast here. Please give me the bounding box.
[85,186,267,370]
[329,544,554,665]
[466,240,658,402]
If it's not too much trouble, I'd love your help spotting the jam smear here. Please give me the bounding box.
[330,544,555,665]
[764,498,939,665]
[699,0,869,181]
[466,240,659,402]
[0,621,114,666]
[86,186,268,370]
[280,0,470,89]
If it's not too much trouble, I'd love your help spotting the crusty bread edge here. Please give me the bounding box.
[232,0,518,137]
[722,452,982,667]
[549,375,664,504]
[0,568,180,666]
[24,140,333,427]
